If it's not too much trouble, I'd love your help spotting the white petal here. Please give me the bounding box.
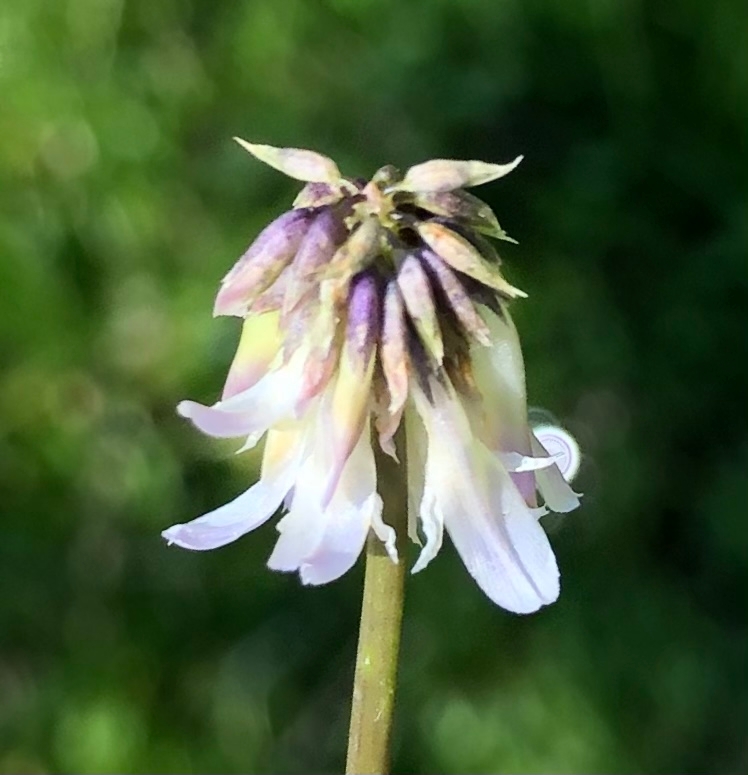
[161,428,304,551]
[414,383,559,613]
[268,419,378,583]
[299,493,378,585]
[177,350,306,440]
[530,432,581,513]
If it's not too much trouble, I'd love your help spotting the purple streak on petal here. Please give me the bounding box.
[346,270,381,367]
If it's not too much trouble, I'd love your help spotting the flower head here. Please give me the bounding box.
[163,140,581,613]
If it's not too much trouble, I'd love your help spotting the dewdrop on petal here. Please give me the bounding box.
[162,140,581,614]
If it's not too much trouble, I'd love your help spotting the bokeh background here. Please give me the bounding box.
[2,0,747,772]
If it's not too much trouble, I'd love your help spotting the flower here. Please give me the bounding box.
[163,139,581,613]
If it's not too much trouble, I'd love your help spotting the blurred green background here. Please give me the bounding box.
[1,0,747,772]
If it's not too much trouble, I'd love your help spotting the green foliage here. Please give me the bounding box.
[1,0,746,771]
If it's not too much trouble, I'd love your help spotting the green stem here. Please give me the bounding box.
[346,448,407,774]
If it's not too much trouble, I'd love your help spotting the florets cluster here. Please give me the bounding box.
[163,140,580,613]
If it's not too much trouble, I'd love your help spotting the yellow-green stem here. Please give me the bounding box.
[345,447,407,774]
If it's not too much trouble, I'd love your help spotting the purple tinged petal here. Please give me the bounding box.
[416,221,527,299]
[419,249,491,346]
[407,189,510,240]
[372,371,403,460]
[319,273,381,504]
[397,253,444,363]
[246,264,293,315]
[345,271,381,370]
[469,307,531,454]
[282,208,348,319]
[214,209,314,317]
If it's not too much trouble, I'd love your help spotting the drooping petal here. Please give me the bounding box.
[371,500,399,565]
[161,426,304,550]
[222,312,283,400]
[247,264,293,315]
[398,156,523,193]
[215,209,314,317]
[470,307,540,506]
[268,420,380,584]
[322,271,380,503]
[234,138,341,183]
[470,307,531,454]
[416,221,527,299]
[413,382,559,613]
[177,346,310,441]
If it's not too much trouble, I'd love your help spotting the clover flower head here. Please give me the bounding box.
[163,139,581,613]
